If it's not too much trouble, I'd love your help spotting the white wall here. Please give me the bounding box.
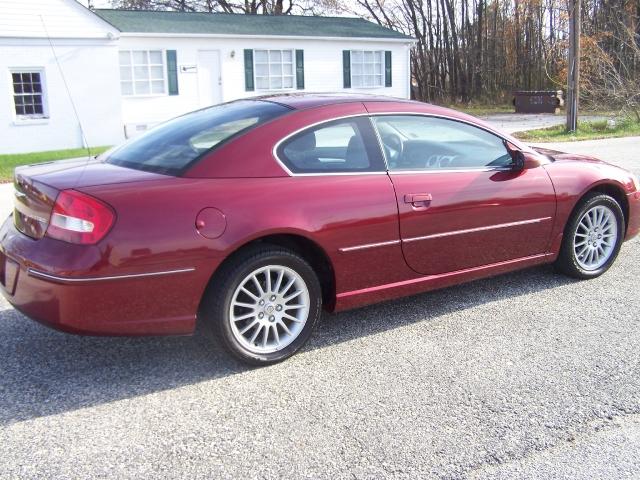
[0,38,124,154]
[118,35,412,127]
[0,0,119,39]
[0,0,123,154]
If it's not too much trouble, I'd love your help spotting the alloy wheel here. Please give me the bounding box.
[229,265,310,354]
[574,205,618,271]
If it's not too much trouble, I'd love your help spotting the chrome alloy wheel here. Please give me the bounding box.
[229,265,310,354]
[574,205,618,271]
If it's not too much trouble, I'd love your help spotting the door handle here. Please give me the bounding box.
[404,193,432,208]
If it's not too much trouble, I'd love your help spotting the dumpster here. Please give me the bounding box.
[513,90,564,113]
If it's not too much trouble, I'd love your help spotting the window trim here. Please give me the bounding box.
[273,116,387,176]
[253,49,296,92]
[10,68,49,123]
[350,50,385,89]
[119,49,168,98]
[272,113,525,177]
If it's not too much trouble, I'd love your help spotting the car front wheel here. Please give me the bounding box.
[202,245,322,365]
[556,192,625,279]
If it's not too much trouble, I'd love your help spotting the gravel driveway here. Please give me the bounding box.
[1,138,639,479]
[481,113,607,134]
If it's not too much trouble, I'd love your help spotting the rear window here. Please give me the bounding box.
[105,100,290,175]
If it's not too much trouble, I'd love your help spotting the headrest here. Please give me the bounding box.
[345,135,368,168]
[286,131,316,152]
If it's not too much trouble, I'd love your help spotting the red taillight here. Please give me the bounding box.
[46,190,115,244]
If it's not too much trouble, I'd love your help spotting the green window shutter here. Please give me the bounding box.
[385,51,392,87]
[343,50,351,88]
[244,49,254,92]
[166,50,179,95]
[295,50,304,90]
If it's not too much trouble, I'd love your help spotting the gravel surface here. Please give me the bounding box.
[1,138,639,479]
[481,113,606,134]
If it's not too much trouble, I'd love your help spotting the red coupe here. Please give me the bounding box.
[1,94,639,364]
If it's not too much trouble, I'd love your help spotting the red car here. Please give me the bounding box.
[1,94,639,364]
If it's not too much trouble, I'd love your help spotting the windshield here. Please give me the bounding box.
[105,100,291,175]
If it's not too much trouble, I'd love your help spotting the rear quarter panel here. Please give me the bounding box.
[81,174,411,314]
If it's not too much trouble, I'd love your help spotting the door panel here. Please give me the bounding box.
[390,168,556,275]
[197,50,221,107]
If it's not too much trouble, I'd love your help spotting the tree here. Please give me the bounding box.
[114,0,336,14]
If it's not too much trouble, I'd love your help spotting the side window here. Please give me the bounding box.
[373,115,513,171]
[277,117,384,174]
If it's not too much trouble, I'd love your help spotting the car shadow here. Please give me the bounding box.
[0,264,577,426]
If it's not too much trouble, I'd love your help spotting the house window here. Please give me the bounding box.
[351,50,384,88]
[119,50,166,96]
[11,70,47,119]
[254,50,295,90]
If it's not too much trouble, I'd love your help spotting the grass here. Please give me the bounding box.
[0,146,111,183]
[513,117,640,142]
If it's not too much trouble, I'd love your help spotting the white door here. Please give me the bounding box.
[197,50,222,108]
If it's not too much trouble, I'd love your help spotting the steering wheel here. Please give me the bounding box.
[426,154,459,168]
[381,133,403,161]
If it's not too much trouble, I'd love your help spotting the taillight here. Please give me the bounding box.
[46,190,115,244]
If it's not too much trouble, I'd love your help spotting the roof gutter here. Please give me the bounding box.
[119,32,416,43]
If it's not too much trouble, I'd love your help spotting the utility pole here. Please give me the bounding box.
[566,0,581,132]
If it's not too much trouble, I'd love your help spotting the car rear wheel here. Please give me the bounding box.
[555,192,625,279]
[202,245,322,365]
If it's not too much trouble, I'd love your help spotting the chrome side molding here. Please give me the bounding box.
[28,267,196,284]
[338,239,400,253]
[403,217,553,243]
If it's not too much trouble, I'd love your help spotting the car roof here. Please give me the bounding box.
[255,93,415,110]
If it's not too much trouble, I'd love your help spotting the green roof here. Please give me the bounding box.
[95,10,412,40]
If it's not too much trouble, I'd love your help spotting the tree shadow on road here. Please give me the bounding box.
[0,264,577,426]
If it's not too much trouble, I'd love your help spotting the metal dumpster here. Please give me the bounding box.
[513,90,564,113]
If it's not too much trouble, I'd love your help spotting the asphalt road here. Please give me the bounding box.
[1,138,639,479]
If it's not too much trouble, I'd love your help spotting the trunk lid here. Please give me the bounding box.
[13,173,59,239]
[12,158,168,240]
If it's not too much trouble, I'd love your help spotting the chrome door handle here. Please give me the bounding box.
[404,193,432,208]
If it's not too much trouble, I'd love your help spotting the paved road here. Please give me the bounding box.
[532,136,640,172]
[1,138,639,479]
[481,113,607,134]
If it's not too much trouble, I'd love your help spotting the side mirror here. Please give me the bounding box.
[504,141,525,171]
[511,150,525,171]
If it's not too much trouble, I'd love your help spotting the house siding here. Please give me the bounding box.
[0,0,123,154]
[117,36,411,131]
[0,39,124,153]
[0,0,119,39]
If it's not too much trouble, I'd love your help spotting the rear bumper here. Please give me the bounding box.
[626,191,640,240]
[0,216,215,336]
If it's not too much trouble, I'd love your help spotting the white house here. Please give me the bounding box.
[0,0,123,154]
[1,0,414,154]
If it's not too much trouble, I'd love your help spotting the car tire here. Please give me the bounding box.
[201,244,322,365]
[555,192,625,279]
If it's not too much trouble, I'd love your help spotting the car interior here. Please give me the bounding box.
[376,119,514,170]
[281,123,370,171]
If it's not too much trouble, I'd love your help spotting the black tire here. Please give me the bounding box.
[555,192,625,279]
[200,244,322,365]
